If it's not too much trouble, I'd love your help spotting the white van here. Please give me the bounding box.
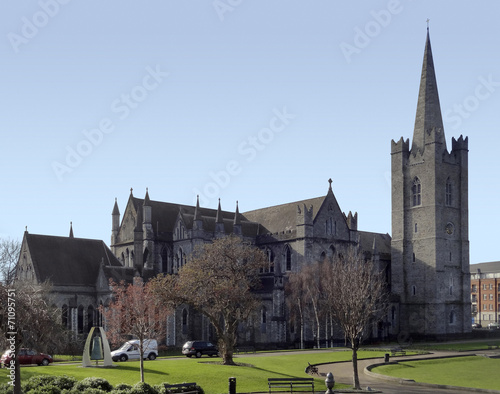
[111,339,158,362]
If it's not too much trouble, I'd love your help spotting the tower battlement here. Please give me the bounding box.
[452,135,469,151]
[391,137,410,154]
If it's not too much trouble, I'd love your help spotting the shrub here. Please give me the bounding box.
[129,382,157,394]
[24,376,59,392]
[74,377,113,392]
[0,383,13,394]
[54,375,78,390]
[112,383,132,393]
[26,385,61,394]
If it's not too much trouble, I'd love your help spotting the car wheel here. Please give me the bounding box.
[148,353,156,360]
[41,359,50,366]
[119,355,128,362]
[195,351,202,358]
[186,355,192,358]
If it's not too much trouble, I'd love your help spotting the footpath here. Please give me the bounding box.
[314,347,500,394]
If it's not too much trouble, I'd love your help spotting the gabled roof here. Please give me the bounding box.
[358,231,391,259]
[126,196,260,239]
[242,196,326,234]
[24,233,122,286]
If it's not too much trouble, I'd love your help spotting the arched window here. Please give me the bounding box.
[285,245,292,271]
[62,304,68,328]
[182,309,188,334]
[449,310,456,324]
[412,285,416,296]
[261,307,267,333]
[77,305,84,333]
[87,305,95,332]
[446,178,452,206]
[412,177,421,207]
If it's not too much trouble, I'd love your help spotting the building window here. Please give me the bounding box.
[182,309,188,334]
[490,284,493,290]
[412,177,422,207]
[490,304,493,310]
[472,284,477,293]
[484,294,488,301]
[449,310,455,324]
[472,295,477,302]
[261,307,267,333]
[483,284,487,290]
[415,223,418,233]
[445,178,452,206]
[412,253,416,263]
[285,246,292,271]
[490,294,494,301]
[412,285,416,296]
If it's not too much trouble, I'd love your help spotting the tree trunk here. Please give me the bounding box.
[351,344,360,390]
[298,302,304,350]
[139,339,145,383]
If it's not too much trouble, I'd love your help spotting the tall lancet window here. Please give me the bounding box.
[446,178,452,206]
[412,177,422,207]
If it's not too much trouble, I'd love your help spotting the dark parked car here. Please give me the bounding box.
[472,323,482,329]
[1,348,53,367]
[182,341,218,358]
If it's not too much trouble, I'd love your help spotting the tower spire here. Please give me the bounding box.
[412,28,446,153]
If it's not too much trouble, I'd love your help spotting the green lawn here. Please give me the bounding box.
[411,340,500,352]
[1,350,378,393]
[372,356,500,391]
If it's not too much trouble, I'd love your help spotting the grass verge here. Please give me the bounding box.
[0,350,389,392]
[372,355,500,391]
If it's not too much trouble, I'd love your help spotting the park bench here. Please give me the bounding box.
[161,382,201,393]
[390,347,406,356]
[268,377,314,393]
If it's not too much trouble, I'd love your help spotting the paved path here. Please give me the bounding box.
[314,348,500,393]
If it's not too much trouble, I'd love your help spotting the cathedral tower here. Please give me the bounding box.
[391,29,471,337]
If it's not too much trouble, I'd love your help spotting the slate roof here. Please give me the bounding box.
[470,261,500,274]
[127,197,260,238]
[241,196,326,234]
[25,233,122,286]
[358,231,392,259]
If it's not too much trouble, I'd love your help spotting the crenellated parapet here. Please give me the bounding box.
[451,135,468,151]
[391,137,410,155]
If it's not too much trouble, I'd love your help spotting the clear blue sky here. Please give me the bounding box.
[2,1,499,265]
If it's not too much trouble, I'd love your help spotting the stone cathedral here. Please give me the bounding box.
[15,30,471,347]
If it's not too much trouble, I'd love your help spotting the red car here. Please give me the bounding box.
[1,348,53,367]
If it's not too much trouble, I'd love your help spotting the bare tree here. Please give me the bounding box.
[156,235,267,365]
[0,280,63,394]
[285,271,307,349]
[100,277,171,383]
[0,238,21,285]
[321,246,389,390]
[286,263,325,349]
